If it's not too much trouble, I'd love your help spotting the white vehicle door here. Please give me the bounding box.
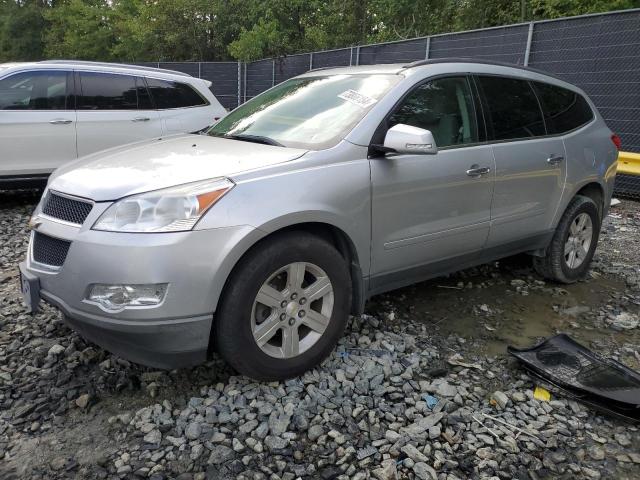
[75,71,163,157]
[0,70,77,177]
[145,77,220,134]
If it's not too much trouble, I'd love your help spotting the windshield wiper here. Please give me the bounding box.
[211,132,283,147]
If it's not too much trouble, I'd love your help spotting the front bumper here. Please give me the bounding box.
[43,288,212,368]
[23,201,259,368]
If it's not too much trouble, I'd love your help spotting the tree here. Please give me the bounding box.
[0,0,638,62]
[0,0,47,61]
[530,0,639,19]
[44,0,117,60]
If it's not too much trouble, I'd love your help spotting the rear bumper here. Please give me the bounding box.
[42,289,212,369]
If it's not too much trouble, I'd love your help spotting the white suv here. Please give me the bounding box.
[0,60,227,188]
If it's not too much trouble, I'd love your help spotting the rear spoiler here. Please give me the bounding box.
[202,79,212,88]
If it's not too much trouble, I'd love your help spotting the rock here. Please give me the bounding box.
[48,344,65,356]
[609,312,638,330]
[587,445,605,461]
[75,394,90,409]
[628,452,640,464]
[512,391,527,402]
[614,433,631,447]
[308,424,324,441]
[413,462,437,480]
[185,421,202,440]
[491,391,510,409]
[385,430,401,442]
[239,419,258,434]
[402,413,444,436]
[143,429,161,445]
[232,438,245,452]
[372,459,397,480]
[401,444,428,463]
[264,435,288,451]
[207,445,235,464]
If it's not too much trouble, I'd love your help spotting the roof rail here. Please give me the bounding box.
[38,60,192,78]
[402,57,562,80]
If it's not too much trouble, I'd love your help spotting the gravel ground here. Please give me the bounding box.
[1,190,639,480]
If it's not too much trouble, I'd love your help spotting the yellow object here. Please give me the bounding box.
[617,151,640,176]
[534,386,551,402]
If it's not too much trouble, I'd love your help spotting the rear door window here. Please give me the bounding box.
[0,70,69,110]
[388,76,479,148]
[477,76,546,140]
[78,72,138,110]
[145,78,208,109]
[532,82,594,134]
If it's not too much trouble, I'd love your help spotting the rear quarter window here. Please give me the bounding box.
[477,75,546,141]
[145,78,208,109]
[532,82,594,134]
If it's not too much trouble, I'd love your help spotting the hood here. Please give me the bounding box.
[49,135,308,201]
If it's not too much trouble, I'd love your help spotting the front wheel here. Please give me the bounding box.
[533,195,601,283]
[215,231,351,381]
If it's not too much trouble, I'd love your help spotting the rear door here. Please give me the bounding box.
[75,71,162,157]
[145,77,217,134]
[476,75,567,248]
[0,70,76,176]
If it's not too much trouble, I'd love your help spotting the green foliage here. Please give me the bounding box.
[0,0,47,61]
[530,0,639,18]
[0,0,637,63]
[44,0,117,60]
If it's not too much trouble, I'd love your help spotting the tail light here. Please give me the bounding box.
[611,134,622,150]
[213,117,220,122]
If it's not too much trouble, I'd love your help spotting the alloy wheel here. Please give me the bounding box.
[564,212,593,269]
[251,262,334,359]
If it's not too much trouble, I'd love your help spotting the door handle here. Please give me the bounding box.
[547,154,564,165]
[49,119,73,125]
[132,117,151,122]
[466,165,491,177]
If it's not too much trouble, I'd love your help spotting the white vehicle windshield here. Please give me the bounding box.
[208,74,401,150]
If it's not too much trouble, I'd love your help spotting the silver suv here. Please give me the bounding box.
[20,60,619,380]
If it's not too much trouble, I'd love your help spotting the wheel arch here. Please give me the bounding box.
[574,182,605,219]
[214,219,366,323]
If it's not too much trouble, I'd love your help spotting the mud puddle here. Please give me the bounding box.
[368,256,638,358]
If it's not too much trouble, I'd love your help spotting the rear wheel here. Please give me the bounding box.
[215,231,351,381]
[533,195,601,283]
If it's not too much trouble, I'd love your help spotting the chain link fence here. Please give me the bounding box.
[137,8,640,197]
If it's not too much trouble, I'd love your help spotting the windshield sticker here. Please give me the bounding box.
[338,89,377,108]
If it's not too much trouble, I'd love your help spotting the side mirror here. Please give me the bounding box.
[382,124,438,155]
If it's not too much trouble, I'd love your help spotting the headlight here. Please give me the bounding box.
[93,178,234,233]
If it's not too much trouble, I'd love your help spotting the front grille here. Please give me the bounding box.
[32,232,71,267]
[42,192,93,225]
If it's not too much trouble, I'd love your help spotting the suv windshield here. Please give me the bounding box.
[208,74,401,150]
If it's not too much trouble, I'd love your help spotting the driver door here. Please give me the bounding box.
[369,76,495,292]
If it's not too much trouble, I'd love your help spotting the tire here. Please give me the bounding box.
[215,231,352,381]
[533,195,601,283]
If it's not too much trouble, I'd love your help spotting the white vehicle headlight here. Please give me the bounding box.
[93,178,234,233]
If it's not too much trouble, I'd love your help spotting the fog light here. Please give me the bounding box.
[87,284,168,312]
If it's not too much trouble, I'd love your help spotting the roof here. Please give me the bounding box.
[302,64,407,76]
[0,60,192,79]
[303,57,561,79]
[401,57,563,81]
[39,60,192,78]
